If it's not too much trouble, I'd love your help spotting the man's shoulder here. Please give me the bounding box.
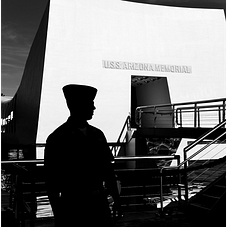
[88,124,105,136]
[46,122,69,141]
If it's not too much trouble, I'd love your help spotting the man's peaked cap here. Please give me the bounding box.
[62,84,97,102]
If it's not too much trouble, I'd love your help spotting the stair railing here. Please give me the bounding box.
[159,120,226,214]
[135,98,226,128]
[1,163,37,227]
[110,116,131,157]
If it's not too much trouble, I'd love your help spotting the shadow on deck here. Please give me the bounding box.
[2,211,198,227]
[2,190,198,227]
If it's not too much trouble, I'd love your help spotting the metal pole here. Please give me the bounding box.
[160,169,164,214]
[218,106,221,123]
[178,175,182,204]
[197,107,200,127]
[30,173,36,227]
[222,100,225,122]
[183,148,189,201]
[177,156,182,205]
[194,104,197,128]
[180,109,182,127]
[139,110,142,127]
[172,105,175,127]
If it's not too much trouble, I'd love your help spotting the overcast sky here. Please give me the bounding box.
[1,0,49,96]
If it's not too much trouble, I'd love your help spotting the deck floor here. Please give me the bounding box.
[2,211,198,227]
[2,190,199,227]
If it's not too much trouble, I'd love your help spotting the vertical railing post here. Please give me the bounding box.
[175,108,179,126]
[14,174,20,226]
[9,172,14,209]
[222,100,226,122]
[16,174,25,227]
[172,105,175,128]
[197,107,200,128]
[194,103,197,128]
[218,106,221,124]
[30,177,36,227]
[179,109,182,127]
[127,116,131,131]
[183,148,189,201]
[139,110,142,127]
[177,173,182,203]
[153,107,157,127]
[177,156,182,205]
[112,146,117,157]
[160,169,164,215]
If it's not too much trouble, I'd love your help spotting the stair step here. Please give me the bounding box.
[214,184,225,189]
[203,183,226,198]
[202,194,220,200]
[190,202,211,211]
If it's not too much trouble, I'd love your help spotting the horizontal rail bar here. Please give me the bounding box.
[115,155,180,161]
[4,142,126,149]
[1,155,180,165]
[177,104,225,111]
[136,98,226,112]
[1,160,44,164]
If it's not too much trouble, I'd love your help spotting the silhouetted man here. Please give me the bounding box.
[44,84,120,226]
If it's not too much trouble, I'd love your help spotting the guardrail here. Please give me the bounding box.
[135,98,226,128]
[2,163,37,227]
[1,155,180,165]
[2,154,180,226]
[110,116,131,157]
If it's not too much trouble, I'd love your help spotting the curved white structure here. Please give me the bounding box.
[2,0,225,149]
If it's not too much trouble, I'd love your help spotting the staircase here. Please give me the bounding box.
[157,120,226,225]
[114,155,180,211]
[113,99,226,212]
[187,173,225,213]
[185,173,226,226]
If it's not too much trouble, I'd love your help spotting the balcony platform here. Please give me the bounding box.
[136,127,225,140]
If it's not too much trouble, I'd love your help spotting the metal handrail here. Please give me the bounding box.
[2,154,181,224]
[159,131,225,179]
[135,98,226,128]
[184,120,226,153]
[136,98,226,113]
[5,163,37,227]
[159,120,226,214]
[1,155,180,165]
[182,132,226,167]
[117,116,131,142]
[1,160,45,164]
[115,155,180,161]
[110,116,131,156]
